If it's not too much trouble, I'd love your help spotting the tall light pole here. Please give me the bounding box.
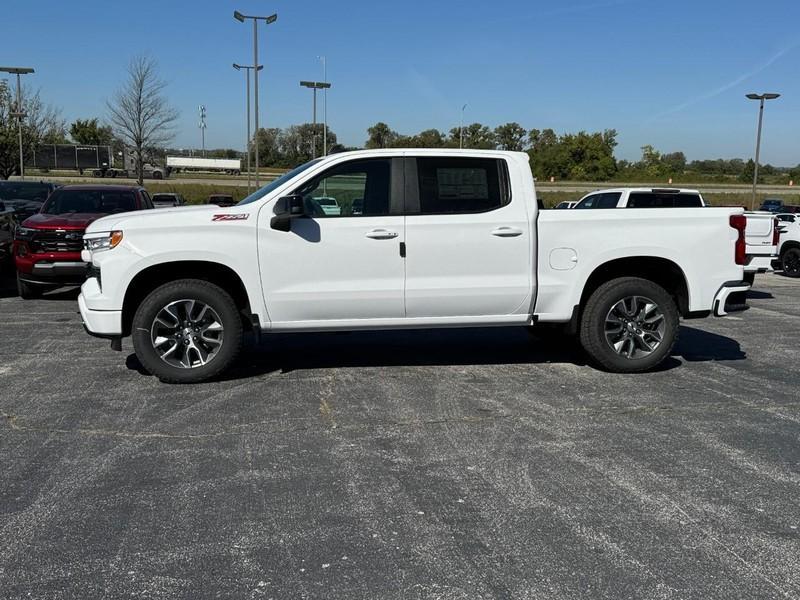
[746,92,780,210]
[300,81,331,159]
[234,10,277,187]
[0,66,35,180]
[317,56,328,155]
[460,103,467,149]
[233,63,262,194]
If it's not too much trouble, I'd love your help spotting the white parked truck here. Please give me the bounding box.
[79,150,752,383]
[165,156,241,175]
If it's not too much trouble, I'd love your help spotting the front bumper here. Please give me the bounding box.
[78,278,122,336]
[712,280,751,317]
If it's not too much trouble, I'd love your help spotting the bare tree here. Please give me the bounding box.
[107,55,178,184]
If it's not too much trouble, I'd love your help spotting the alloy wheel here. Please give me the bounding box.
[604,295,666,359]
[150,299,224,369]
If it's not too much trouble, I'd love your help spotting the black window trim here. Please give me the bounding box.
[406,156,512,216]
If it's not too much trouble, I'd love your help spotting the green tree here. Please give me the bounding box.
[69,118,113,145]
[365,122,399,149]
[494,122,527,151]
[449,123,495,149]
[0,81,67,179]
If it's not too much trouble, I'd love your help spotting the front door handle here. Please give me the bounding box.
[491,226,523,237]
[365,229,399,240]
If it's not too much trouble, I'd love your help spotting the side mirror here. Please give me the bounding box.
[271,194,305,232]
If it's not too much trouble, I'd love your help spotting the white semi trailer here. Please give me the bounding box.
[166,156,241,175]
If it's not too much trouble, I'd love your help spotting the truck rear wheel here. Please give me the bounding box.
[781,247,800,278]
[152,171,163,180]
[131,279,243,383]
[579,277,678,373]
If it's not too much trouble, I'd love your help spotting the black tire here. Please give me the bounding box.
[16,274,42,299]
[131,279,243,383]
[579,277,679,373]
[743,271,756,286]
[781,247,800,278]
[152,171,163,180]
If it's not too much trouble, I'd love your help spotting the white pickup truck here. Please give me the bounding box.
[79,150,751,383]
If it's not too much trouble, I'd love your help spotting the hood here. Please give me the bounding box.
[22,212,107,230]
[86,204,220,233]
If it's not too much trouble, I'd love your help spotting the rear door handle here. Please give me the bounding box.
[491,226,523,237]
[365,229,399,240]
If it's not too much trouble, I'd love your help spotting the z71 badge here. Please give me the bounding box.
[212,214,249,221]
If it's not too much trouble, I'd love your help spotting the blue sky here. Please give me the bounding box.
[3,0,799,164]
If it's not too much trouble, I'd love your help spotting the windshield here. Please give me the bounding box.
[237,159,322,206]
[0,182,52,202]
[42,189,137,214]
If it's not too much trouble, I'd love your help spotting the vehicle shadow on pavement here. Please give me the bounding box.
[672,326,746,362]
[125,324,745,382]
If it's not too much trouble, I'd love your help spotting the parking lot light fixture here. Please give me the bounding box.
[0,66,35,180]
[300,81,332,159]
[233,11,277,187]
[746,92,781,210]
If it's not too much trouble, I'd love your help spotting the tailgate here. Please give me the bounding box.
[744,212,776,255]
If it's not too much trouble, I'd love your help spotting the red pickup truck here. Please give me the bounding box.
[13,185,154,298]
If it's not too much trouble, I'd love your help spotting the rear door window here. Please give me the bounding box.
[415,157,509,214]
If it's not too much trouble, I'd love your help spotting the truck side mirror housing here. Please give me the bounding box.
[271,194,305,232]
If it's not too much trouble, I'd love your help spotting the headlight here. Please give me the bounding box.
[84,230,123,252]
[14,226,36,241]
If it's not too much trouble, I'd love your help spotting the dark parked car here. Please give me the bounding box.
[206,194,235,207]
[759,198,800,214]
[0,180,59,223]
[0,201,15,264]
[151,192,186,208]
[13,185,154,298]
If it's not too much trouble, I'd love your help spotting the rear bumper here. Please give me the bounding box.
[78,279,122,336]
[713,280,751,317]
[745,254,777,274]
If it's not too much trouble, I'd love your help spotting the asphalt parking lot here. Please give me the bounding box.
[1,274,799,599]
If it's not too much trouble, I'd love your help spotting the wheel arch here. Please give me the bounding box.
[121,260,252,336]
[780,240,800,256]
[578,256,690,319]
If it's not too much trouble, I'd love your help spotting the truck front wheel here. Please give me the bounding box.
[579,277,679,373]
[131,279,243,383]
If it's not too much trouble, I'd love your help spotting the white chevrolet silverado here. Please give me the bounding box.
[79,150,751,383]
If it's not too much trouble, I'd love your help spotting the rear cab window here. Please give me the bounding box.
[413,157,510,214]
[627,192,703,208]
[575,192,621,209]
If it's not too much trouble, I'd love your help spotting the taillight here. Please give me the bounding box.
[730,214,747,266]
[773,218,780,246]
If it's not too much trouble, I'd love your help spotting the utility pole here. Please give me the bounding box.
[0,66,35,179]
[233,63,262,194]
[460,103,467,149]
[745,92,780,210]
[300,80,331,159]
[234,10,277,187]
[318,56,327,155]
